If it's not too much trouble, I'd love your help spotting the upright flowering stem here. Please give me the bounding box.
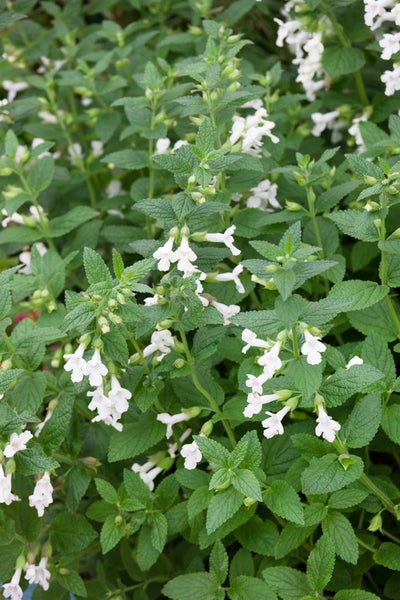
[178,327,236,447]
[378,194,400,339]
[291,325,300,359]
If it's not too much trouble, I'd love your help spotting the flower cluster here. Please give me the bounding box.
[2,556,51,600]
[229,99,279,155]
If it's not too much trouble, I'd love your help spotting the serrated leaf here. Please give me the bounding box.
[322,46,365,78]
[101,149,148,169]
[231,310,281,338]
[150,512,167,553]
[262,567,312,600]
[100,514,124,554]
[328,488,368,509]
[374,542,400,571]
[83,247,113,285]
[236,516,279,556]
[264,480,304,525]
[194,436,230,470]
[51,513,97,553]
[27,156,54,194]
[306,535,335,592]
[341,394,382,448]
[231,469,262,501]
[228,575,278,600]
[108,413,165,462]
[334,591,380,600]
[362,333,396,387]
[15,444,59,476]
[322,511,359,564]
[329,280,388,311]
[275,523,316,559]
[302,454,364,494]
[328,210,380,242]
[95,478,118,504]
[346,155,384,180]
[348,298,399,341]
[210,541,228,586]
[320,364,384,407]
[206,487,243,534]
[49,206,98,238]
[381,404,400,445]
[163,573,219,600]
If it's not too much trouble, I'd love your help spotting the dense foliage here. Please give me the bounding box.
[1,0,400,598]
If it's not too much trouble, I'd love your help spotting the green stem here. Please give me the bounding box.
[357,537,377,554]
[382,529,400,545]
[328,11,369,106]
[360,473,398,517]
[292,325,300,359]
[179,328,236,447]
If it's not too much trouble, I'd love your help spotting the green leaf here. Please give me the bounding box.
[329,280,388,311]
[262,567,312,600]
[206,487,244,534]
[83,247,113,285]
[302,454,364,494]
[95,478,118,504]
[272,269,296,301]
[39,390,74,452]
[57,569,87,597]
[346,155,385,180]
[362,333,396,387]
[100,514,124,554]
[108,412,166,462]
[49,206,98,238]
[285,357,322,401]
[334,591,380,600]
[27,156,54,194]
[65,462,91,512]
[196,117,215,154]
[0,369,23,394]
[228,575,278,600]
[150,511,168,553]
[301,296,350,326]
[51,513,97,553]
[348,298,400,341]
[15,444,59,476]
[275,523,316,559]
[374,542,400,571]
[235,516,279,557]
[123,469,153,509]
[0,11,26,28]
[328,210,380,242]
[4,129,19,157]
[187,485,212,520]
[322,511,359,564]
[320,364,384,407]
[163,573,219,600]
[231,310,281,338]
[231,469,262,502]
[112,249,124,279]
[341,394,382,448]
[328,488,368,509]
[381,404,400,445]
[306,535,335,592]
[136,524,161,571]
[194,436,231,470]
[324,44,366,76]
[210,541,229,586]
[264,480,304,525]
[101,149,148,170]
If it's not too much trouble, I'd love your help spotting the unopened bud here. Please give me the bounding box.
[388,185,399,195]
[285,201,303,211]
[199,420,213,437]
[364,176,377,186]
[243,496,258,507]
[338,453,356,471]
[114,515,123,526]
[368,513,383,532]
[174,358,185,369]
[183,406,202,419]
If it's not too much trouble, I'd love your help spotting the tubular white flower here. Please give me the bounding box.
[381,65,400,96]
[90,140,103,157]
[153,235,175,272]
[155,137,171,154]
[241,328,269,354]
[180,441,202,469]
[257,341,282,378]
[3,80,29,102]
[28,471,53,517]
[364,0,394,30]
[25,557,51,591]
[315,404,341,443]
[157,412,188,439]
[106,180,123,198]
[2,567,23,600]
[205,225,241,256]
[215,264,245,293]
[4,430,33,458]
[262,405,291,439]
[301,331,326,365]
[173,235,197,277]
[63,342,88,383]
[86,348,108,387]
[143,330,174,361]
[18,242,47,275]
[0,466,20,505]
[244,392,280,418]
[247,179,281,211]
[211,300,240,325]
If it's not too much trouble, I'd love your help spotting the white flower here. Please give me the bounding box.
[205,225,241,256]
[153,235,175,272]
[0,466,20,505]
[381,65,400,96]
[28,471,53,517]
[143,330,174,361]
[90,140,103,157]
[311,110,340,136]
[247,179,281,211]
[349,112,369,150]
[245,372,270,394]
[106,180,123,198]
[68,142,83,165]
[262,405,291,439]
[4,430,33,458]
[364,0,394,30]
[257,341,282,378]
[88,377,130,431]
[3,80,29,102]
[345,355,364,369]
[173,235,197,277]
[132,461,162,491]
[157,412,188,439]
[155,137,171,154]
[63,342,88,383]
[244,392,280,418]
[18,242,47,275]
[107,375,131,415]
[315,404,341,443]
[211,300,240,325]
[301,330,326,365]
[215,264,245,294]
[229,103,279,155]
[379,32,400,60]
[25,557,51,591]
[86,348,108,387]
[241,328,269,354]
[3,567,23,600]
[180,441,202,469]
[38,110,58,124]
[172,140,188,152]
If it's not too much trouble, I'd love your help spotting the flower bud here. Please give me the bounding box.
[183,406,202,419]
[364,176,377,186]
[243,496,258,507]
[173,358,185,369]
[114,515,123,526]
[338,453,356,471]
[200,420,213,436]
[368,513,382,532]
[285,201,303,211]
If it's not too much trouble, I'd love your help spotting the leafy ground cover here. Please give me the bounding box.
[1,0,400,598]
